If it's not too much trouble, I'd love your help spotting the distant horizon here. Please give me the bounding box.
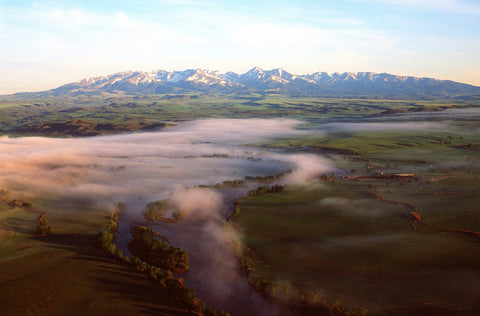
[1,1,479,94]
[4,66,480,95]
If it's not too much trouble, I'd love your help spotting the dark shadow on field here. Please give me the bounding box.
[2,216,36,234]
[32,233,191,315]
[370,303,478,316]
[31,233,113,264]
[95,272,192,315]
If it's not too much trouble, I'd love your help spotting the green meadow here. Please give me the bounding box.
[1,93,478,134]
[231,108,480,315]
[1,93,479,315]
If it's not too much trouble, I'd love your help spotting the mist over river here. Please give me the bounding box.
[115,188,289,315]
[0,118,333,315]
[2,111,479,314]
[0,119,332,201]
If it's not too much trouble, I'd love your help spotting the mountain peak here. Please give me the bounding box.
[41,67,480,99]
[246,66,264,75]
[251,66,263,71]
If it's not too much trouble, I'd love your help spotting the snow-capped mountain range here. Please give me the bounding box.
[42,67,480,98]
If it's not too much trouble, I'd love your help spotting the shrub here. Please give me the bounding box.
[97,231,114,249]
[36,214,53,236]
[132,256,142,267]
[107,243,117,255]
[247,185,285,196]
[116,249,124,259]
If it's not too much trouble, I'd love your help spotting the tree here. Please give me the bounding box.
[36,213,53,236]
[97,231,114,249]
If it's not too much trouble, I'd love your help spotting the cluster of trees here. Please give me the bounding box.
[128,226,189,273]
[97,206,122,254]
[129,257,231,315]
[143,200,184,223]
[36,213,52,236]
[109,208,120,234]
[198,179,246,190]
[320,174,332,181]
[218,179,245,188]
[8,199,33,208]
[196,171,292,191]
[143,200,169,221]
[320,173,338,183]
[97,230,116,254]
[245,171,290,183]
[97,230,226,314]
[249,275,367,316]
[96,212,229,315]
[226,200,242,221]
[0,190,33,208]
[247,184,286,196]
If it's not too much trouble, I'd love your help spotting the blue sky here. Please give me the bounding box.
[1,0,479,94]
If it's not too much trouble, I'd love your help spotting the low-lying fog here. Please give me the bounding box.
[1,112,477,314]
[312,107,480,133]
[0,118,333,314]
[0,119,331,205]
[2,110,476,203]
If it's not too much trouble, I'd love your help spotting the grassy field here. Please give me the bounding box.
[1,93,479,135]
[1,93,479,315]
[230,110,480,315]
[0,197,192,315]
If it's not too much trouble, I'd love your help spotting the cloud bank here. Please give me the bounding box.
[0,118,326,209]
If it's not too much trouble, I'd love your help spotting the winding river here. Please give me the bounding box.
[115,186,294,315]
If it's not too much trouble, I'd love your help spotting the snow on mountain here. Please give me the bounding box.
[72,67,431,89]
[184,69,229,85]
[166,70,196,83]
[44,67,480,98]
[222,71,240,82]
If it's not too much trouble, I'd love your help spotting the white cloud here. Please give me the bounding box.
[1,1,479,93]
[115,11,134,29]
[0,3,402,93]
